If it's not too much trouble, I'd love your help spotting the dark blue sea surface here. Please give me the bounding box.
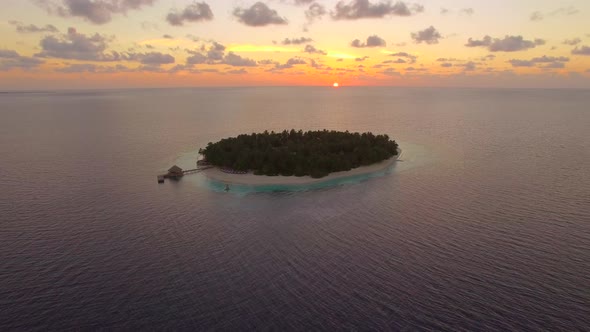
[1,87,589,330]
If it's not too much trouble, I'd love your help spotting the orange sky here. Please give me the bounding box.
[1,0,589,89]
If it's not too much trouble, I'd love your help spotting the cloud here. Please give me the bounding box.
[35,28,178,66]
[572,46,590,55]
[35,27,121,61]
[135,65,166,73]
[273,57,307,70]
[55,63,187,74]
[33,0,156,25]
[388,51,417,63]
[227,68,248,74]
[309,59,325,69]
[0,50,20,58]
[56,63,98,72]
[278,0,314,5]
[508,59,534,67]
[380,68,399,76]
[163,34,174,39]
[9,21,59,33]
[355,56,369,61]
[530,56,569,63]
[530,6,579,21]
[0,49,44,71]
[411,26,442,44]
[442,8,474,16]
[222,52,257,67]
[125,52,175,65]
[465,35,545,52]
[185,42,256,67]
[530,11,543,21]
[168,65,219,74]
[186,52,207,65]
[543,62,565,69]
[459,61,477,71]
[185,42,224,65]
[305,2,327,22]
[465,35,492,47]
[140,21,158,31]
[436,57,458,62]
[233,2,288,27]
[508,56,570,69]
[281,37,313,45]
[206,42,225,60]
[258,59,277,65]
[331,0,424,20]
[563,38,581,46]
[303,44,326,55]
[405,66,427,72]
[1,57,44,71]
[166,64,187,73]
[460,8,474,16]
[101,64,133,73]
[440,62,452,67]
[350,35,386,48]
[167,2,213,26]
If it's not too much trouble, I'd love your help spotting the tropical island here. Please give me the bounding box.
[199,130,400,185]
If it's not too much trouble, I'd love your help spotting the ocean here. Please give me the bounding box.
[1,87,589,330]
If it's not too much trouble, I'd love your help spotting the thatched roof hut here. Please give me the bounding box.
[167,165,184,177]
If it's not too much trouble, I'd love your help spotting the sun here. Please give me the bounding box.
[333,82,339,88]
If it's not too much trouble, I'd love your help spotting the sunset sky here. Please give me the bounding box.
[1,0,589,89]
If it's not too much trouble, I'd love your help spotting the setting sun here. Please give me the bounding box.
[333,83,339,88]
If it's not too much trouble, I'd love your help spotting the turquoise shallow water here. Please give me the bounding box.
[1,87,589,330]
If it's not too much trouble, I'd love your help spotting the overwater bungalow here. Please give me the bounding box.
[167,165,184,178]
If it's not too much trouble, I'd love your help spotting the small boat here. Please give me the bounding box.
[224,184,230,192]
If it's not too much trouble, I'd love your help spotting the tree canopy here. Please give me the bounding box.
[200,130,399,178]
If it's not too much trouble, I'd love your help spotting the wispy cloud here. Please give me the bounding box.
[9,21,58,33]
[281,37,313,45]
[530,6,579,21]
[563,38,581,46]
[387,52,417,64]
[508,56,569,68]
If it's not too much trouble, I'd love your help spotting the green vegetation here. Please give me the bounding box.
[200,130,399,178]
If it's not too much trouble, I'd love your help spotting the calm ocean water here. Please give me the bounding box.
[1,87,589,330]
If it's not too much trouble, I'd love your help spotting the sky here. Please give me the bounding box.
[0,0,589,89]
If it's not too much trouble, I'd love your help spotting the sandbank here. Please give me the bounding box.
[202,149,402,186]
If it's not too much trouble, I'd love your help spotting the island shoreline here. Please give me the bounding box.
[202,148,402,186]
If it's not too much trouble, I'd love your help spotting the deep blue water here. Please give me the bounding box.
[1,87,589,330]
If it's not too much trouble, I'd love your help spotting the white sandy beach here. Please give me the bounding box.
[202,149,402,186]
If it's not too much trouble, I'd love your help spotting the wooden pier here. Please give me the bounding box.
[157,164,213,183]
